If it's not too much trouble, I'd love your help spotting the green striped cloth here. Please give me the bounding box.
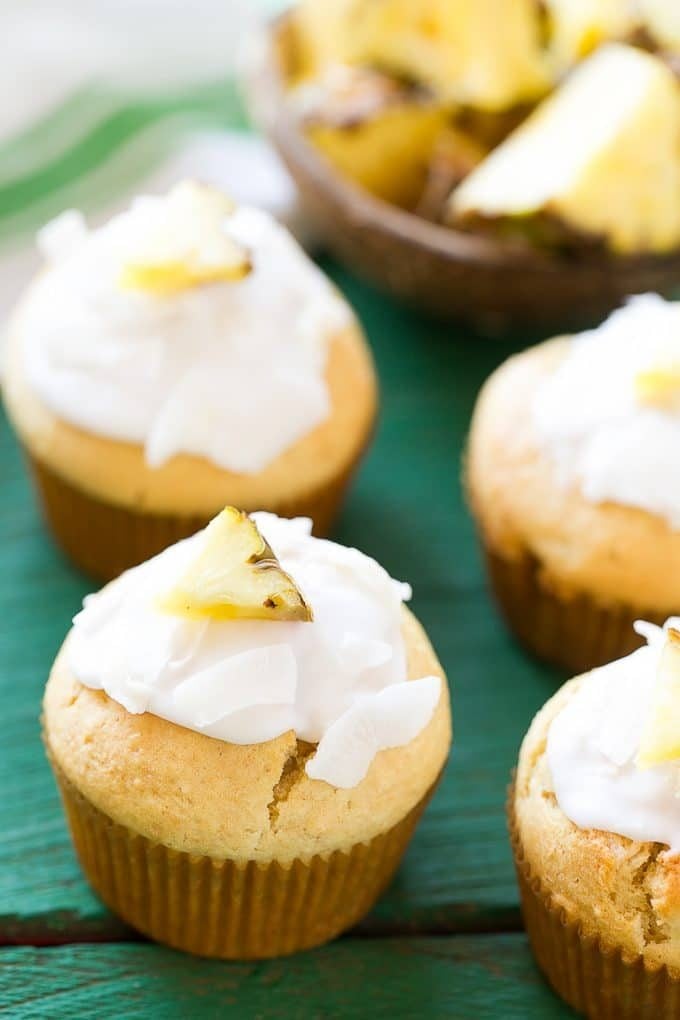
[0,1,291,331]
[0,79,250,249]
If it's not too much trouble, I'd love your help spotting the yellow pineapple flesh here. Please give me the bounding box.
[120,182,251,296]
[158,508,313,623]
[635,366,680,409]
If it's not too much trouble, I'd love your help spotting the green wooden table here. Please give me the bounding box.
[0,85,576,1018]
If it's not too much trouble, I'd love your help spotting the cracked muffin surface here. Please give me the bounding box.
[514,677,680,971]
[43,605,451,863]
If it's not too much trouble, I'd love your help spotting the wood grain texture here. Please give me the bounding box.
[0,261,562,942]
[0,936,576,1018]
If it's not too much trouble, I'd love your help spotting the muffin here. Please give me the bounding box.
[511,618,680,1018]
[467,293,680,673]
[43,509,452,959]
[2,182,377,580]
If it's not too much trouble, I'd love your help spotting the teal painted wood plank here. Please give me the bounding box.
[0,936,575,1019]
[0,264,561,940]
[330,264,562,932]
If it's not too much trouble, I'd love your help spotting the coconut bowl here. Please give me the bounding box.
[248,13,680,334]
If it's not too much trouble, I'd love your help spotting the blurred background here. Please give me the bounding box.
[0,0,291,327]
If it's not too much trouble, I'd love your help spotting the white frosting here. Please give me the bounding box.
[547,619,680,852]
[20,190,351,474]
[68,513,442,789]
[533,294,680,527]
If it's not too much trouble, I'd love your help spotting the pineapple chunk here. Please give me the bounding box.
[544,0,634,67]
[120,182,251,296]
[638,628,680,768]
[354,0,552,111]
[635,365,680,408]
[306,106,446,209]
[449,44,680,255]
[294,66,447,208]
[292,0,357,80]
[159,508,312,623]
[294,0,551,111]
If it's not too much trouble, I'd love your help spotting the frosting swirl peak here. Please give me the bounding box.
[548,619,680,851]
[68,513,441,789]
[20,184,352,474]
[533,294,680,527]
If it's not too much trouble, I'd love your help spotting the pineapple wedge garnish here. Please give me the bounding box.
[635,365,680,409]
[120,182,251,296]
[158,508,313,623]
[122,260,249,295]
[637,628,680,768]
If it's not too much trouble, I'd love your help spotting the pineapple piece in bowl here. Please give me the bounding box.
[290,65,447,209]
[449,43,680,255]
[293,0,552,112]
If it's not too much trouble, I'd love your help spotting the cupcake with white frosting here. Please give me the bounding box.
[467,294,680,673]
[512,618,680,1017]
[43,508,451,959]
[3,181,377,580]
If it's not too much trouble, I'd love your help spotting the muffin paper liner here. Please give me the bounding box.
[482,543,665,675]
[50,755,438,959]
[508,783,680,1019]
[26,450,360,582]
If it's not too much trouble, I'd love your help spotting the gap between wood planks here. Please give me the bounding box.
[0,907,525,949]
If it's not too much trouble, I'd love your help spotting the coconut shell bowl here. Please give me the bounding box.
[248,12,680,335]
